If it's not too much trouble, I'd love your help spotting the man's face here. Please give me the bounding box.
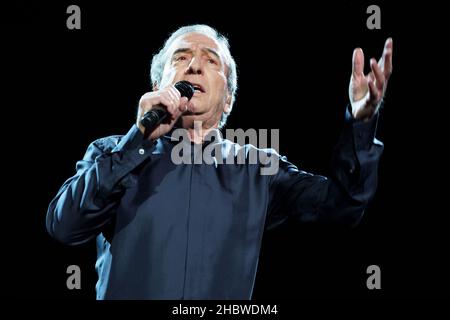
[159,32,231,129]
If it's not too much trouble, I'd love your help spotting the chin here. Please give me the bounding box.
[188,102,206,114]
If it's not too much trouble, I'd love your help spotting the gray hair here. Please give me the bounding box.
[150,24,238,128]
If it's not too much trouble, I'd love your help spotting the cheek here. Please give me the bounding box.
[161,64,186,86]
[160,68,176,87]
[211,73,228,96]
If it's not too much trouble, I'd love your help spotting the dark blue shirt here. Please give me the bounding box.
[46,107,383,299]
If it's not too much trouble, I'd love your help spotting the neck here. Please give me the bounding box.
[185,122,218,144]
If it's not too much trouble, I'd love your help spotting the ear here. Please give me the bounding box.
[224,92,232,113]
[152,81,159,91]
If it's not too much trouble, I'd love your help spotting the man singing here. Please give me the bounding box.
[46,25,393,299]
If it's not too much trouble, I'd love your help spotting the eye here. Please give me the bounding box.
[207,58,217,65]
[175,56,187,62]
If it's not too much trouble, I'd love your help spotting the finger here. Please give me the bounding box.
[370,58,385,92]
[170,85,181,99]
[160,95,177,119]
[166,87,180,105]
[168,85,181,101]
[382,38,393,78]
[178,97,189,113]
[352,48,365,76]
[368,79,380,103]
[166,88,181,105]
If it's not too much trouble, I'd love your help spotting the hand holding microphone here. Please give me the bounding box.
[136,81,194,141]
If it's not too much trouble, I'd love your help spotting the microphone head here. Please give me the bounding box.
[174,81,195,100]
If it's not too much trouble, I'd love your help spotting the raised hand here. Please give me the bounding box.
[349,38,393,121]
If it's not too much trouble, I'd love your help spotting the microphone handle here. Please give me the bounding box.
[140,106,168,131]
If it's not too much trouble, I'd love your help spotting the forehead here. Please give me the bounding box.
[169,32,221,53]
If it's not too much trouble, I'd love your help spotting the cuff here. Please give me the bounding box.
[106,125,158,174]
[112,124,156,153]
[345,104,381,151]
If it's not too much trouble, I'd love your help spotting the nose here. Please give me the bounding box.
[185,56,203,75]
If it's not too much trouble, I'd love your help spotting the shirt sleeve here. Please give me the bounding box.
[46,125,157,245]
[266,105,384,229]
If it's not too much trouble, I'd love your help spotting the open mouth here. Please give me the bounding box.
[190,83,205,93]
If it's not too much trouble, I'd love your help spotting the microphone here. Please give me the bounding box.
[140,80,195,132]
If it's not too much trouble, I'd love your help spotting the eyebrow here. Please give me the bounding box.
[172,47,221,62]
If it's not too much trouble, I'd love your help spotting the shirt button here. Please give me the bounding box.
[138,148,145,155]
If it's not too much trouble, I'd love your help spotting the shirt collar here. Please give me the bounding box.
[163,127,223,147]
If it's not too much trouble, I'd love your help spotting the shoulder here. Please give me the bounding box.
[220,138,281,159]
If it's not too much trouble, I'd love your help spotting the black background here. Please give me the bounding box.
[1,1,448,300]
